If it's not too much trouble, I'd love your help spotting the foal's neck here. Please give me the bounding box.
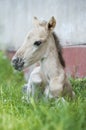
[40,34,64,78]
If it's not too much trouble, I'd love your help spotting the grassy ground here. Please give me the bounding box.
[0,51,86,130]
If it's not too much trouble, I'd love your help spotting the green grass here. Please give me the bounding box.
[0,51,86,130]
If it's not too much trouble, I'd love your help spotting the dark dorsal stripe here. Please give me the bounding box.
[52,32,65,68]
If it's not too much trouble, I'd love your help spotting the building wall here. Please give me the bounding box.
[0,0,86,50]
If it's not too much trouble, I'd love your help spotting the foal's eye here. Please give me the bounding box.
[34,41,42,46]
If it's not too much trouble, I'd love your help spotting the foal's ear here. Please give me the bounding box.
[33,17,40,27]
[47,16,56,31]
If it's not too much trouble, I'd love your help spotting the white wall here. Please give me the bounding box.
[0,0,86,50]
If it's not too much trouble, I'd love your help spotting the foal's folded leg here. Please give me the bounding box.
[26,67,44,102]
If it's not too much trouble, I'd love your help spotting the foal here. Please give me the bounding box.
[12,17,75,100]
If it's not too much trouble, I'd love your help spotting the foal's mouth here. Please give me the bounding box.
[12,57,25,71]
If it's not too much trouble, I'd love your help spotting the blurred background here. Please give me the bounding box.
[0,0,86,78]
[0,0,86,50]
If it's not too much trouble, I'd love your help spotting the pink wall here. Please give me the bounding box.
[63,46,86,78]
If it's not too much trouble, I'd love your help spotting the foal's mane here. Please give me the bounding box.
[52,32,65,68]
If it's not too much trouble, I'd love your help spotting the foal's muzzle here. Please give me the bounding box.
[12,57,24,71]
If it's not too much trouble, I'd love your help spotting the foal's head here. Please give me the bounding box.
[12,17,56,71]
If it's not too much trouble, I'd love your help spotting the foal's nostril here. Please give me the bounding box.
[12,57,24,71]
[12,57,19,64]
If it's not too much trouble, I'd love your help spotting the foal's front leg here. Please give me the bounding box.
[48,72,65,98]
[26,67,44,102]
[49,73,74,98]
[44,79,63,99]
